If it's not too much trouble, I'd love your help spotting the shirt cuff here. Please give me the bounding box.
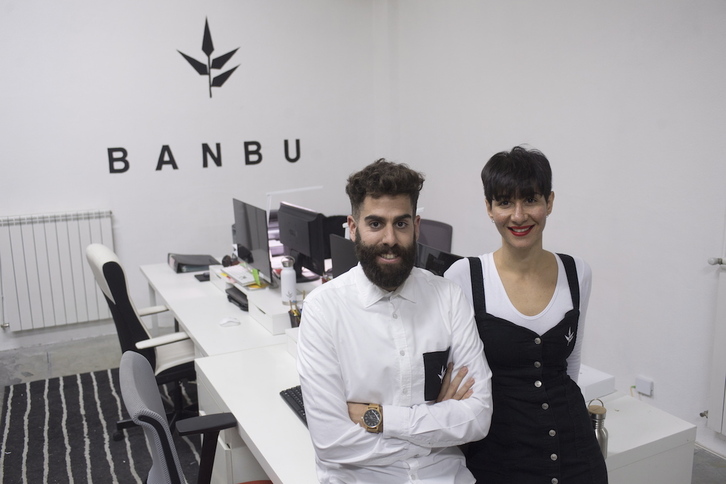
[381,404,409,439]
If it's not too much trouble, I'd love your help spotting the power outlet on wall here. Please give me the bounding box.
[635,376,654,397]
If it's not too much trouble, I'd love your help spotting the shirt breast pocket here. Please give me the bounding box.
[423,347,451,401]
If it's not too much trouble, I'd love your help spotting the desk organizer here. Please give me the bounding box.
[209,265,234,292]
[244,280,318,335]
[244,287,298,335]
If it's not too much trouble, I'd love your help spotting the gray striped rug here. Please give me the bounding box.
[0,368,200,483]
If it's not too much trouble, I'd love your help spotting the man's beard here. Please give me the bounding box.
[354,237,417,291]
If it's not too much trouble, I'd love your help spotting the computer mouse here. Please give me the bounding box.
[219,317,241,327]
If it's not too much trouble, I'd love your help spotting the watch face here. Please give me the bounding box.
[363,409,381,428]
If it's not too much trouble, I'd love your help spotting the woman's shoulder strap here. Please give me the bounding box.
[556,253,580,309]
[467,256,486,313]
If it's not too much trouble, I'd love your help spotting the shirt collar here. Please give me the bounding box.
[353,264,418,307]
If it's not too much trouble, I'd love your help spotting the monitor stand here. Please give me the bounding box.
[290,250,321,283]
[296,272,319,283]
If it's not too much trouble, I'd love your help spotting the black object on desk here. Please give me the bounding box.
[280,385,307,426]
[168,253,220,273]
[194,272,210,282]
[225,286,249,311]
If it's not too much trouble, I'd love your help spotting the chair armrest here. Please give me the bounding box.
[175,412,237,437]
[177,413,240,484]
[137,304,169,317]
[135,331,190,350]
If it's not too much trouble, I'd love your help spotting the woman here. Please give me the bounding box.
[445,146,608,483]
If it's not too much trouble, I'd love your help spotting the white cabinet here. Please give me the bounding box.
[602,392,696,484]
[197,367,271,484]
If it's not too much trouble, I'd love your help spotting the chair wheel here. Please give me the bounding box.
[113,430,124,441]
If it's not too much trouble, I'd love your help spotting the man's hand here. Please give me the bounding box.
[437,362,475,402]
[348,402,369,425]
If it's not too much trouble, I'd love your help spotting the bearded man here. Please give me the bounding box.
[297,159,493,484]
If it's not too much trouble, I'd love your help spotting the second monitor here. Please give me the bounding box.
[277,202,347,282]
[232,198,274,285]
[415,243,463,277]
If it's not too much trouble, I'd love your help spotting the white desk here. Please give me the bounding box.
[197,347,697,484]
[141,264,316,483]
[196,344,317,484]
[142,263,696,484]
[140,263,286,357]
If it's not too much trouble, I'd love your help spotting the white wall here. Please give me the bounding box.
[393,0,726,456]
[3,0,726,456]
[0,0,382,344]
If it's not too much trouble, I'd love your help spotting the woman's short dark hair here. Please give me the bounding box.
[481,146,552,204]
[346,159,425,219]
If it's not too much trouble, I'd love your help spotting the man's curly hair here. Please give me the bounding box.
[345,159,425,219]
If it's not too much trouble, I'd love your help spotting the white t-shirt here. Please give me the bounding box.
[444,252,592,382]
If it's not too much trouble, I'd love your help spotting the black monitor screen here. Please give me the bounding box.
[415,242,463,277]
[277,202,347,282]
[232,198,273,284]
[277,202,327,281]
[330,234,358,278]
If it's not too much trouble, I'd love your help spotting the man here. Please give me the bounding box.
[297,159,493,483]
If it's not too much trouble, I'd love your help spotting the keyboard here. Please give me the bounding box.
[280,385,307,426]
[222,264,255,284]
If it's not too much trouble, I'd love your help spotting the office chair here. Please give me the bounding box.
[419,219,453,253]
[120,351,273,484]
[86,243,197,440]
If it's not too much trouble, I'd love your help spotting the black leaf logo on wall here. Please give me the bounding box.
[178,18,239,98]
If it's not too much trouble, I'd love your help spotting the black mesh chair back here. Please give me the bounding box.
[419,219,453,253]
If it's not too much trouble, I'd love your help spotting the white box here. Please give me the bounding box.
[245,280,317,335]
[579,364,616,402]
[248,300,291,335]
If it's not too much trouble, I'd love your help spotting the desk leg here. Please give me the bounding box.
[148,282,159,336]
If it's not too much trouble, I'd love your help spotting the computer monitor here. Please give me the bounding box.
[329,234,358,278]
[415,242,463,276]
[232,198,274,285]
[277,202,346,282]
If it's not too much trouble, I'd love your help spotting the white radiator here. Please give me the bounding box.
[0,210,114,331]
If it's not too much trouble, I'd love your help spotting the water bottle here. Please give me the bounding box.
[588,399,608,458]
[280,257,297,304]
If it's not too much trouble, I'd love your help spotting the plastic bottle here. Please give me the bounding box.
[280,257,297,304]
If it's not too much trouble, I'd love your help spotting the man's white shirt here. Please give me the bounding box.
[297,265,493,483]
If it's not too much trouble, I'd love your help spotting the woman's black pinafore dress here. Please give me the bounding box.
[465,254,608,484]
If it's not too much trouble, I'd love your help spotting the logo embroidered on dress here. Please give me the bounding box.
[438,365,447,382]
[565,328,575,345]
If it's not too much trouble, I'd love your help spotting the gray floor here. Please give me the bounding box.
[1,335,726,483]
[0,334,121,417]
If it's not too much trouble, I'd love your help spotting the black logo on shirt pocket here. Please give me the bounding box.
[423,347,451,401]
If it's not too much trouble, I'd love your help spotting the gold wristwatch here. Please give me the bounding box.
[363,404,383,433]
